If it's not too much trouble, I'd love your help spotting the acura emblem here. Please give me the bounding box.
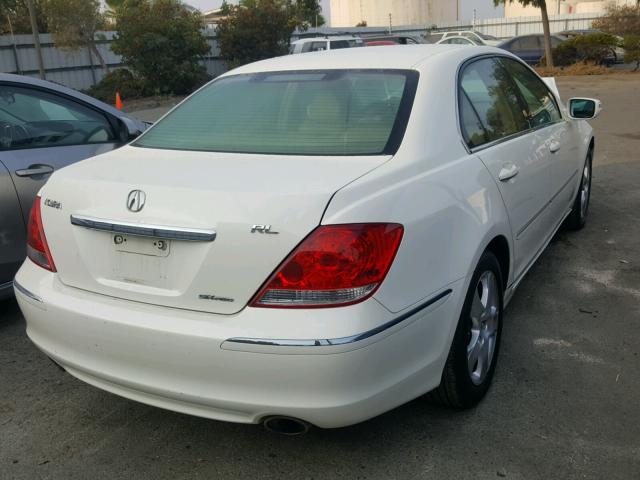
[126,189,146,212]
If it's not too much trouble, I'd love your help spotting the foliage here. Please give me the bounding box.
[85,68,147,103]
[592,4,640,38]
[546,33,619,66]
[0,0,48,35]
[622,34,640,71]
[45,0,107,68]
[355,20,367,27]
[593,4,640,71]
[534,63,610,77]
[216,0,324,68]
[111,0,210,95]
[494,0,554,67]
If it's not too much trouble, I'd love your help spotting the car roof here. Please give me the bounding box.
[228,45,501,75]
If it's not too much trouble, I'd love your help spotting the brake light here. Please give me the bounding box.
[250,223,403,308]
[27,196,56,272]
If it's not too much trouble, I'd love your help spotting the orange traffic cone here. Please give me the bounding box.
[115,91,123,110]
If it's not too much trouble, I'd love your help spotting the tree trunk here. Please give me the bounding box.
[25,0,46,79]
[90,41,108,72]
[540,1,554,68]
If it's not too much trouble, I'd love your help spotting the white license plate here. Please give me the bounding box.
[113,234,171,257]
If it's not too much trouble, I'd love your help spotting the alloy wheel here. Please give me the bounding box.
[467,271,500,386]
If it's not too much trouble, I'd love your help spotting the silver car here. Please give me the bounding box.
[0,74,147,300]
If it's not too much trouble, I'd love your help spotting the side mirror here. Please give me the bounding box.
[116,117,148,142]
[568,98,602,120]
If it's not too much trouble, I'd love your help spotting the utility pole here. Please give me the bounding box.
[388,13,392,34]
[25,0,46,80]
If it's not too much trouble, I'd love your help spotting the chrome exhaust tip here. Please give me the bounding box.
[262,416,311,436]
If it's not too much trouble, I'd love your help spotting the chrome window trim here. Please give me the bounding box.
[14,280,43,303]
[70,214,216,242]
[226,289,452,348]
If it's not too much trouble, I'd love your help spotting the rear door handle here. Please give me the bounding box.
[549,141,561,153]
[15,164,54,177]
[498,164,519,181]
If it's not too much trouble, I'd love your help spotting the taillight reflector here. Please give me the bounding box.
[27,196,56,272]
[250,223,403,308]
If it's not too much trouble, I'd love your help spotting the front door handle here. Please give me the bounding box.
[15,164,54,177]
[549,141,561,153]
[498,164,519,181]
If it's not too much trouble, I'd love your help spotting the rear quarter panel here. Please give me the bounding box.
[322,52,513,314]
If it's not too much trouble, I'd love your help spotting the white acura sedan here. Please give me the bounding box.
[14,46,599,433]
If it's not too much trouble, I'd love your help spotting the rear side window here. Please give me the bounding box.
[0,85,116,150]
[330,40,350,50]
[513,36,540,50]
[134,70,418,156]
[459,58,529,146]
[459,90,488,148]
[499,58,561,128]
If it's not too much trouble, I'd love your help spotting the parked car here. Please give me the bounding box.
[362,35,424,45]
[429,30,501,46]
[0,74,147,301]
[289,36,363,54]
[14,46,600,433]
[497,34,567,64]
[437,35,483,46]
[559,29,625,64]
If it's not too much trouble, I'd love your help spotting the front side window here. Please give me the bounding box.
[513,36,540,51]
[459,58,529,146]
[0,85,116,150]
[134,70,418,156]
[499,58,561,128]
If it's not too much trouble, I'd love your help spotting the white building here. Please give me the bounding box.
[505,0,637,17]
[329,0,459,28]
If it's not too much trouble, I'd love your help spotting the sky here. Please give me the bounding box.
[184,0,504,23]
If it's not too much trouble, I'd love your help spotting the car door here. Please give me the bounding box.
[0,160,26,292]
[512,36,542,64]
[0,82,122,227]
[498,57,576,226]
[459,57,551,279]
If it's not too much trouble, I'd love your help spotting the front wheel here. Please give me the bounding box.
[428,251,503,408]
[565,149,593,231]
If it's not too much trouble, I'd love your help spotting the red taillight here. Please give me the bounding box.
[27,196,56,272]
[250,223,403,308]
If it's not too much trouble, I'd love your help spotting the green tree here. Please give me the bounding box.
[593,3,640,70]
[217,0,293,68]
[216,0,324,68]
[45,0,107,70]
[494,0,554,67]
[0,0,48,34]
[111,0,210,94]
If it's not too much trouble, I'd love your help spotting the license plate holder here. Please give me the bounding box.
[113,234,171,257]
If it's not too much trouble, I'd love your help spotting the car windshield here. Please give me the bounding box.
[134,70,417,156]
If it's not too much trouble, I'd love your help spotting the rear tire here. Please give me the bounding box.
[429,251,503,408]
[565,149,592,231]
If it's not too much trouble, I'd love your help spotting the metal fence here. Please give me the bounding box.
[0,29,226,91]
[294,12,604,41]
[0,12,606,92]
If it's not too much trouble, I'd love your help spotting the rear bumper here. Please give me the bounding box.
[15,260,463,428]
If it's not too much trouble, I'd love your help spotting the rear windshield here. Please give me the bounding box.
[134,69,418,156]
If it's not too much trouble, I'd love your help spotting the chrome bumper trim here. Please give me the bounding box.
[13,280,43,303]
[227,289,452,348]
[70,214,216,242]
